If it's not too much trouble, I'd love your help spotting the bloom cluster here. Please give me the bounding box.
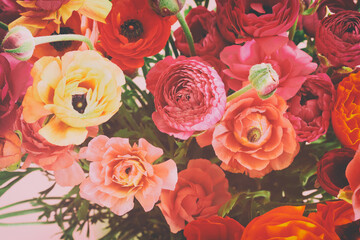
[1,0,360,239]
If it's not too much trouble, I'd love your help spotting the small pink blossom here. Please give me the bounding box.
[220,39,317,100]
[79,135,177,216]
[146,56,226,140]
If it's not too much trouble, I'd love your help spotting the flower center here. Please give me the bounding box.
[300,91,318,106]
[72,94,87,114]
[49,27,75,52]
[120,19,144,42]
[247,127,261,143]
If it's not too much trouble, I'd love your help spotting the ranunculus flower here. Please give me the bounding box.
[98,0,175,71]
[22,50,125,146]
[174,6,227,57]
[346,145,360,220]
[0,53,32,134]
[14,109,85,186]
[220,39,317,100]
[79,15,99,51]
[241,206,339,240]
[316,10,360,68]
[158,159,231,233]
[317,148,355,197]
[332,72,360,150]
[285,73,335,143]
[308,201,355,234]
[79,135,177,216]
[300,0,357,37]
[0,130,21,170]
[215,0,299,43]
[184,216,244,240]
[146,56,226,140]
[197,90,299,178]
[9,0,111,34]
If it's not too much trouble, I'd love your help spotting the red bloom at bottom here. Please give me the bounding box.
[184,216,244,240]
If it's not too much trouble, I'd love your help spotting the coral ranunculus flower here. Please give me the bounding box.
[241,206,339,240]
[184,216,244,240]
[346,145,360,220]
[0,130,21,170]
[22,50,125,146]
[79,135,178,216]
[332,72,360,150]
[198,90,299,178]
[158,159,231,233]
[9,0,112,34]
[98,0,175,71]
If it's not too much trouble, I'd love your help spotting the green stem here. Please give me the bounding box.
[204,0,209,8]
[168,34,179,58]
[34,34,94,50]
[288,16,298,41]
[0,208,45,219]
[176,12,196,56]
[0,21,8,31]
[0,221,57,226]
[0,197,62,211]
[226,84,253,102]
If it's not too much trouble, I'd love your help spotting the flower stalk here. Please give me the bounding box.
[226,84,253,102]
[0,21,8,31]
[34,34,94,50]
[176,12,196,56]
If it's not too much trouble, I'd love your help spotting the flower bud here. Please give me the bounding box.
[148,0,185,17]
[1,26,35,61]
[248,63,279,99]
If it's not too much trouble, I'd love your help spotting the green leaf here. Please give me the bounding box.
[77,200,89,221]
[218,192,242,217]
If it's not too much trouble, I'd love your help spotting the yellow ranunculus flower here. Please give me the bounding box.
[22,50,125,146]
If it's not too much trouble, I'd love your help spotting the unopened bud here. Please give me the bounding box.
[1,26,35,61]
[248,63,279,99]
[148,0,186,17]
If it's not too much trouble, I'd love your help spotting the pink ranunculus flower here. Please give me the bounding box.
[14,109,85,186]
[158,158,231,233]
[146,56,226,140]
[79,135,177,216]
[345,145,360,220]
[215,0,299,43]
[174,6,227,57]
[285,73,335,143]
[0,53,32,134]
[220,39,317,100]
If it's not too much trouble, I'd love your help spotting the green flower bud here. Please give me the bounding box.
[148,0,186,17]
[248,63,279,99]
[1,26,35,61]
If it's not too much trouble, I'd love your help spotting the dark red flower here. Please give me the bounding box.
[317,148,355,196]
[184,216,244,240]
[174,6,227,57]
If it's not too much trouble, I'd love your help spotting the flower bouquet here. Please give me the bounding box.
[1,0,360,239]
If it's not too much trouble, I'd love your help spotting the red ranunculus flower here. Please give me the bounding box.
[317,148,355,197]
[98,0,175,71]
[184,216,244,240]
[215,0,299,43]
[0,53,32,134]
[346,145,360,220]
[285,73,335,143]
[158,159,231,233]
[316,10,360,68]
[146,56,226,140]
[174,6,227,57]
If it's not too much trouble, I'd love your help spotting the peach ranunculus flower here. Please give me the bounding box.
[79,135,177,216]
[0,130,22,170]
[22,50,125,146]
[9,0,112,34]
[197,89,299,178]
[241,206,339,240]
[158,159,231,233]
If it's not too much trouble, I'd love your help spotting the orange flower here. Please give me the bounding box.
[197,89,299,178]
[241,206,339,240]
[0,130,22,170]
[98,0,175,71]
[30,12,82,63]
[22,50,125,146]
[332,71,360,151]
[9,0,111,34]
